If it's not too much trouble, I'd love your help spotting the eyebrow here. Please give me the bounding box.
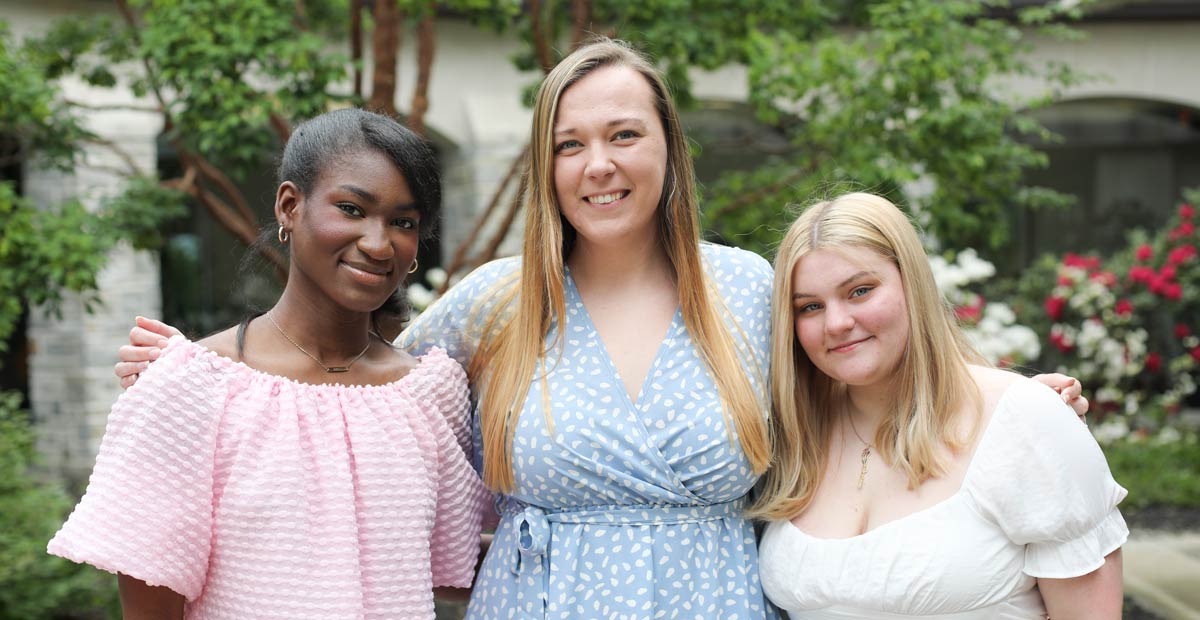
[339,184,377,202]
[338,184,419,212]
[792,270,874,300]
[554,117,649,137]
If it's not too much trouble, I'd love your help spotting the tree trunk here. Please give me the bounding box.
[368,1,401,116]
[409,13,435,137]
[351,0,364,99]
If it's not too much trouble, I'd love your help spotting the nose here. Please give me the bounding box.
[584,144,616,179]
[357,219,395,261]
[823,302,855,335]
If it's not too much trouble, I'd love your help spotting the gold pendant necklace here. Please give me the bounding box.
[266,313,373,373]
[847,411,874,491]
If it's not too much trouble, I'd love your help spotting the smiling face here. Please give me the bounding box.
[551,64,668,250]
[791,246,910,393]
[280,148,419,314]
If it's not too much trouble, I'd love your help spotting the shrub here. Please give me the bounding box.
[1007,188,1200,437]
[0,391,118,620]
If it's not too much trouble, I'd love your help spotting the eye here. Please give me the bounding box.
[336,202,363,217]
[795,302,822,315]
[850,285,873,299]
[554,139,582,153]
[392,217,418,230]
[613,129,640,141]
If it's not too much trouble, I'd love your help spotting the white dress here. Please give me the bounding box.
[758,378,1128,619]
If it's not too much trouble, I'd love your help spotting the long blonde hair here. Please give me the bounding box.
[749,192,985,520]
[468,38,771,492]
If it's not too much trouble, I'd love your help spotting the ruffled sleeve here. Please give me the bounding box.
[397,257,520,368]
[967,378,1128,579]
[412,350,491,588]
[47,336,227,601]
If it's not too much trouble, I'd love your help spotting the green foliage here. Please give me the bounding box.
[504,0,1089,256]
[1104,433,1200,511]
[0,22,91,170]
[0,180,186,358]
[0,391,119,619]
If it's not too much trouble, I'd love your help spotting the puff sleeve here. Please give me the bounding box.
[968,378,1129,579]
[47,337,227,601]
[410,349,491,587]
[397,257,520,368]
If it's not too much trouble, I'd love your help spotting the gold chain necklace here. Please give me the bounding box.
[846,410,874,491]
[266,313,373,373]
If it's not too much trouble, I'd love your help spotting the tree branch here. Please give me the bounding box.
[63,99,161,114]
[179,151,259,226]
[440,144,529,292]
[710,166,814,219]
[477,169,529,266]
[79,135,146,177]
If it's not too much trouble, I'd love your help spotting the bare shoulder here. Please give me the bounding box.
[196,326,241,361]
[966,364,1027,427]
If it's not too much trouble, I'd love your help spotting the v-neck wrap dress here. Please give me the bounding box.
[399,243,779,619]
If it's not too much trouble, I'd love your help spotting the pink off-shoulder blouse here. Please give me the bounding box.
[49,336,489,620]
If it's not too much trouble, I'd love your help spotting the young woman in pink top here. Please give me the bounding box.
[48,108,489,620]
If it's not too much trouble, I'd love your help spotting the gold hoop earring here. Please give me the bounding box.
[407,258,419,274]
[277,225,289,244]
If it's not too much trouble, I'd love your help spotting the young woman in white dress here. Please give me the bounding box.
[752,192,1126,619]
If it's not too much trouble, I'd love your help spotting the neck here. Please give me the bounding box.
[567,226,673,291]
[846,383,893,440]
[269,287,373,360]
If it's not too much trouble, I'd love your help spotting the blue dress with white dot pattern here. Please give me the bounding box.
[399,243,779,620]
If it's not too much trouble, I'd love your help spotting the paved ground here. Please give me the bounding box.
[1126,529,1200,620]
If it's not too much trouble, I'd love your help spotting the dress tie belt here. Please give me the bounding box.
[500,497,746,619]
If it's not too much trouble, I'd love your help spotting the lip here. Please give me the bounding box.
[340,261,393,286]
[829,337,871,353]
[583,189,631,207]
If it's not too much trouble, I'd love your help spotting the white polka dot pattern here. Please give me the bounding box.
[402,243,781,619]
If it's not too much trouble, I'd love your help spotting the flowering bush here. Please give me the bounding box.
[1011,189,1200,440]
[930,249,1041,366]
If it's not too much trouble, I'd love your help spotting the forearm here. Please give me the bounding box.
[1038,548,1123,620]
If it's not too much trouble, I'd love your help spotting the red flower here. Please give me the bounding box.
[1170,221,1196,241]
[1049,331,1074,353]
[1063,253,1087,269]
[1191,346,1200,363]
[1057,275,1074,287]
[1114,299,1134,316]
[1177,324,1192,339]
[1164,283,1183,301]
[1181,204,1195,219]
[1167,245,1197,266]
[1045,296,1067,320]
[1160,265,1177,281]
[1135,244,1153,261]
[1129,265,1155,283]
[1145,352,1162,373]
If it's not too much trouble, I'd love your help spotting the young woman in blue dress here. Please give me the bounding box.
[112,40,1088,620]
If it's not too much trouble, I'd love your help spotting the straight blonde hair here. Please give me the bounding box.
[749,193,985,520]
[467,38,771,492]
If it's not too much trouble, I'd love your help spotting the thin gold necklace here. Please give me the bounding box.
[266,312,373,373]
[846,409,875,491]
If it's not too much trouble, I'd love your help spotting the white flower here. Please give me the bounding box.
[1092,418,1130,445]
[1154,426,1182,445]
[425,267,448,289]
[407,283,435,311]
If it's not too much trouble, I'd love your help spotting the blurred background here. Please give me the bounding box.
[0,0,1197,618]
